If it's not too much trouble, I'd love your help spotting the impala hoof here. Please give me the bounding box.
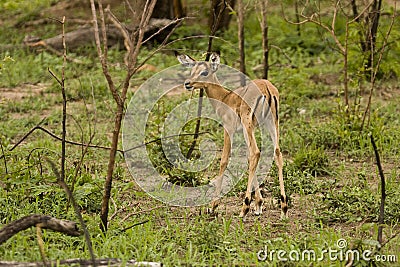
[254,199,263,216]
[254,208,263,216]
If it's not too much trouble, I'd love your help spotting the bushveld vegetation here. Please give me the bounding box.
[0,0,399,266]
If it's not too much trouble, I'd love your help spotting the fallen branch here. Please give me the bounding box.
[0,215,81,245]
[0,258,161,267]
[24,18,174,52]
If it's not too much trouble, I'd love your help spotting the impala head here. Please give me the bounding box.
[176,52,220,91]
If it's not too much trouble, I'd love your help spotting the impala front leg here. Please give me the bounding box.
[211,129,232,213]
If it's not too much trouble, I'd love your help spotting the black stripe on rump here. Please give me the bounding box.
[273,95,279,121]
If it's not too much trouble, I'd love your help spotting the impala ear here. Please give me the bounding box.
[210,52,220,72]
[176,52,196,68]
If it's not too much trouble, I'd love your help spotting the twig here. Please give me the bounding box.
[104,6,132,66]
[1,126,209,162]
[109,197,118,222]
[132,18,183,74]
[109,202,140,222]
[142,17,185,45]
[0,138,7,174]
[121,220,150,232]
[5,125,122,155]
[281,1,346,54]
[36,225,48,267]
[68,102,97,193]
[370,134,386,245]
[270,45,293,65]
[380,230,400,248]
[120,205,166,223]
[90,0,120,106]
[61,16,67,185]
[46,158,96,265]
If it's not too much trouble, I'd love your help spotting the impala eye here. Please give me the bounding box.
[200,70,209,76]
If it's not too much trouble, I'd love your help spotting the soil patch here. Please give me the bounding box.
[0,83,49,101]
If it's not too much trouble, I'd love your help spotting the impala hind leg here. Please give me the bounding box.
[275,147,288,219]
[254,184,263,216]
[239,125,262,219]
[266,116,288,219]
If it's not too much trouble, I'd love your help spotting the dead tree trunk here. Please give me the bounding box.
[351,0,383,76]
[365,0,382,75]
[152,0,184,19]
[24,19,173,52]
[209,0,236,32]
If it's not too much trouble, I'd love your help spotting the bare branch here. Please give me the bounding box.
[47,68,62,86]
[129,0,157,72]
[281,2,313,26]
[98,1,108,60]
[105,6,133,65]
[90,0,103,63]
[348,0,375,24]
[90,0,121,106]
[332,0,340,32]
[142,17,185,45]
[5,125,123,155]
[0,138,7,174]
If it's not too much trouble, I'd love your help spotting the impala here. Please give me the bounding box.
[177,52,288,219]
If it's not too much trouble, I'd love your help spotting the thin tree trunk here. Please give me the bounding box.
[100,107,123,232]
[238,0,246,86]
[350,0,367,52]
[365,0,382,74]
[259,0,268,80]
[294,1,301,37]
[186,0,226,159]
[92,0,158,233]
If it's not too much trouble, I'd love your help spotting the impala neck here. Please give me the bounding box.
[203,74,231,103]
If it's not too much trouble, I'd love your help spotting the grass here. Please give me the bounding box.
[1,0,400,266]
